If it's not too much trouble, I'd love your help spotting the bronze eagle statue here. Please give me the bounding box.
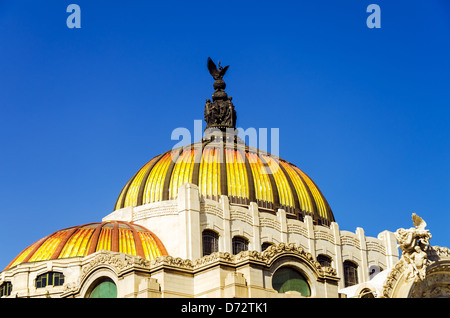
[207,57,229,80]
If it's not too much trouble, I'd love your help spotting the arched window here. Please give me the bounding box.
[36,272,65,288]
[202,229,219,256]
[0,282,12,297]
[272,267,311,297]
[343,260,359,287]
[232,236,248,254]
[261,242,274,252]
[88,277,117,298]
[317,254,332,268]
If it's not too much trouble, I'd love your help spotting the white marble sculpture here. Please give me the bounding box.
[395,213,433,282]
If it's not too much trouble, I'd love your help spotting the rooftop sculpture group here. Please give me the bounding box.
[395,213,433,282]
[204,57,237,131]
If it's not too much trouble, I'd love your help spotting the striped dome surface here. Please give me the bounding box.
[5,221,167,270]
[114,137,335,226]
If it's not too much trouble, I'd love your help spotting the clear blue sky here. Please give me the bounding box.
[0,0,449,270]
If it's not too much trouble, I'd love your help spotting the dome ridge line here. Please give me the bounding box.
[121,221,146,259]
[243,147,256,204]
[111,222,119,253]
[191,139,213,187]
[292,167,319,224]
[115,164,142,210]
[20,235,51,265]
[277,161,302,219]
[4,235,49,271]
[87,222,107,255]
[301,170,335,224]
[162,148,182,201]
[50,225,83,260]
[137,153,166,206]
[220,142,228,197]
[258,154,280,211]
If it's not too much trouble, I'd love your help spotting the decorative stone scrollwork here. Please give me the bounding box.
[151,255,194,269]
[81,252,140,278]
[233,243,337,277]
[193,252,234,267]
[151,242,338,278]
[62,280,80,295]
[62,252,146,298]
[62,243,339,297]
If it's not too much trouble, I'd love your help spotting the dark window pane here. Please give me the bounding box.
[344,261,358,287]
[36,272,65,288]
[1,282,13,297]
[202,230,219,256]
[232,236,248,254]
[317,254,332,268]
[261,242,273,252]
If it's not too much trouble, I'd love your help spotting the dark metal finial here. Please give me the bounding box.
[207,57,229,80]
[204,57,236,131]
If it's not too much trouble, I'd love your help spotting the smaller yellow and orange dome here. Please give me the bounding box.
[4,221,167,271]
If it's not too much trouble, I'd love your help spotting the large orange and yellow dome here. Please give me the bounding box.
[4,221,167,270]
[114,58,335,226]
[114,135,335,226]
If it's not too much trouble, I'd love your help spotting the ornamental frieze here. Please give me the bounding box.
[75,243,338,280]
[150,255,194,269]
[81,252,142,277]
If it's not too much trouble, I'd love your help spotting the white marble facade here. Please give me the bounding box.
[103,183,399,291]
[3,183,449,298]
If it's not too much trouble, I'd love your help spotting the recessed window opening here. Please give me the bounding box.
[232,236,248,254]
[202,229,219,256]
[36,272,65,288]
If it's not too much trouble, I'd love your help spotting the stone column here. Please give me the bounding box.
[221,195,232,254]
[330,221,344,289]
[277,209,288,244]
[177,183,201,260]
[356,227,369,283]
[377,230,400,268]
[305,215,316,257]
[250,202,261,252]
